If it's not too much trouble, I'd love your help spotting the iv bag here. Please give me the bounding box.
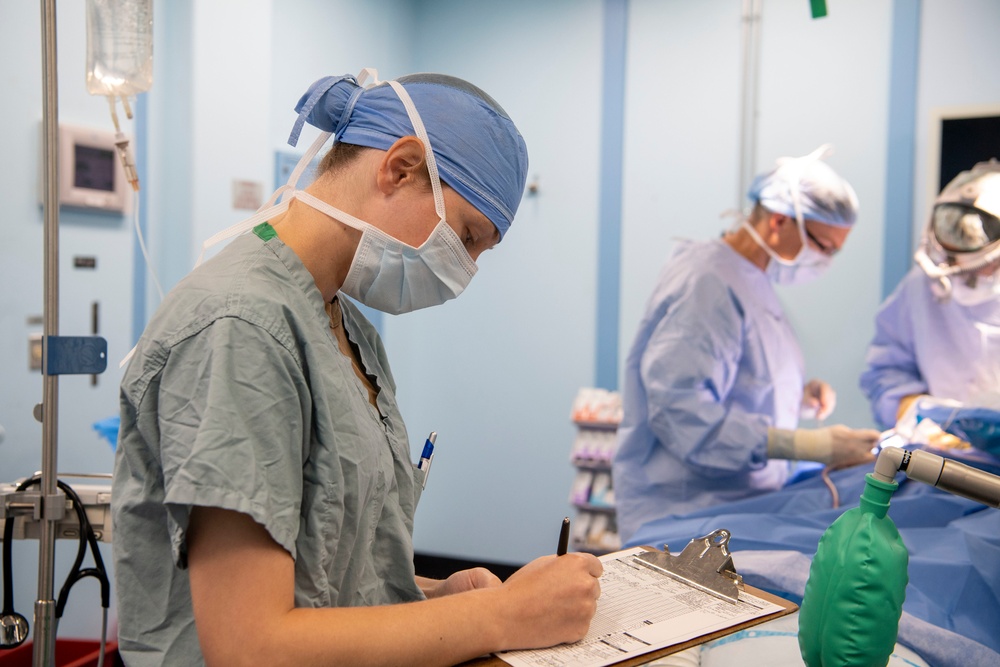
[86,0,153,97]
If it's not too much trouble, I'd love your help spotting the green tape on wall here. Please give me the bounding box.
[810,0,828,18]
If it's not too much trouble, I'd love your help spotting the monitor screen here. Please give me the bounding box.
[939,115,1000,191]
[74,144,116,192]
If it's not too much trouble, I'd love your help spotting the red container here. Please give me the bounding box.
[0,640,119,667]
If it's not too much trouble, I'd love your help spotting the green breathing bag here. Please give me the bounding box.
[798,473,909,667]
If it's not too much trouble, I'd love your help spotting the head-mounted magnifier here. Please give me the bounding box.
[931,203,1000,253]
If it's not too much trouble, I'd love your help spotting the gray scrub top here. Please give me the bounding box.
[112,227,425,666]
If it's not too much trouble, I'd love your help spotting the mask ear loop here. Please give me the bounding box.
[274,68,379,215]
[178,69,396,273]
[192,129,334,269]
[121,70,381,369]
[789,179,808,249]
[278,68,377,210]
[121,120,334,368]
[791,145,832,244]
[387,80,446,223]
[384,80,476,277]
[754,174,805,269]
[281,66,379,207]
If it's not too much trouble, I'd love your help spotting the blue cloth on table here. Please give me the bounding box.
[626,451,1000,667]
[917,403,1000,455]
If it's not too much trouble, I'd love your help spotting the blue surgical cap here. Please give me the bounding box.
[747,148,859,227]
[290,73,528,240]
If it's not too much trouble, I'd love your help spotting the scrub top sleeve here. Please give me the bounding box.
[157,317,309,567]
[640,278,770,477]
[860,288,928,430]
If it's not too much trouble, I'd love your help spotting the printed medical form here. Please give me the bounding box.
[496,547,788,667]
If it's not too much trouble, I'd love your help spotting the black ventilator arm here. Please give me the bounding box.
[872,447,1000,508]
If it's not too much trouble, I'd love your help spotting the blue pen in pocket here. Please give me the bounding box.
[418,431,436,489]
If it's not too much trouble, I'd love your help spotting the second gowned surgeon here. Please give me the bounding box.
[613,146,880,543]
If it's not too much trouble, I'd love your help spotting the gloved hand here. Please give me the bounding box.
[768,425,880,465]
[823,425,881,465]
[896,393,927,423]
[802,379,837,421]
[897,395,985,451]
[927,428,971,451]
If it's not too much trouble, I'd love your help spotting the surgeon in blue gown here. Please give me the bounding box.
[613,146,880,543]
[861,160,1000,445]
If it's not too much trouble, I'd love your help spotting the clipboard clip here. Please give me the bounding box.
[633,528,744,604]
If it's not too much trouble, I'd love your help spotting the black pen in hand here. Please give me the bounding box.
[557,516,570,556]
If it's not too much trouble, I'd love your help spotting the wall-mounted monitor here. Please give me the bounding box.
[56,123,130,213]
[927,104,1000,205]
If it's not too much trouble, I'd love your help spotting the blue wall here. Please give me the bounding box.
[395,0,605,563]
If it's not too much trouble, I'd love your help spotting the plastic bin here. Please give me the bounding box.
[0,640,120,667]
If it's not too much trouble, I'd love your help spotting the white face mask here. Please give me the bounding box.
[950,272,1000,307]
[742,220,833,286]
[300,193,477,314]
[343,220,476,314]
[192,70,479,316]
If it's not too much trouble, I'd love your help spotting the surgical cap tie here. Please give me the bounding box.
[287,74,357,147]
[196,70,450,266]
[333,68,382,143]
[333,87,365,143]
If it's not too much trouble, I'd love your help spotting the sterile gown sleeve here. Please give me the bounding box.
[639,275,771,477]
[860,283,928,430]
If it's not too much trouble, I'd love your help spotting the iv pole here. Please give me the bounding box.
[36,0,64,664]
[7,2,118,662]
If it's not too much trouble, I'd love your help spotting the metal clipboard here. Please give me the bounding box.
[632,528,744,603]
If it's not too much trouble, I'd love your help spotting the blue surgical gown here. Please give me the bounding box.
[860,266,1000,429]
[613,239,803,543]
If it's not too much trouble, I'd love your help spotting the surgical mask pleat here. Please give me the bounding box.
[342,221,476,314]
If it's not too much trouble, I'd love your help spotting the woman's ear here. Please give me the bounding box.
[375,136,428,194]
